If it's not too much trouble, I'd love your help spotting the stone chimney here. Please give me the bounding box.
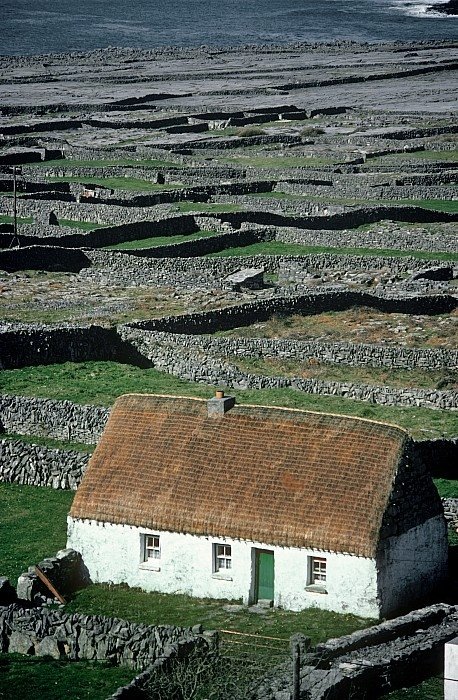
[207,390,235,418]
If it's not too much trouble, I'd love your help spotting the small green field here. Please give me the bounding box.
[46,175,185,192]
[105,229,220,250]
[66,582,373,646]
[0,432,94,453]
[434,479,458,499]
[384,676,443,700]
[0,483,74,583]
[381,148,458,162]
[58,219,108,230]
[218,155,336,167]
[30,158,179,168]
[172,202,243,213]
[229,355,457,391]
[1,361,457,439]
[0,655,136,700]
[208,241,458,261]
[0,214,33,224]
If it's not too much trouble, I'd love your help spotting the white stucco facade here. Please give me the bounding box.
[376,515,448,618]
[67,516,380,618]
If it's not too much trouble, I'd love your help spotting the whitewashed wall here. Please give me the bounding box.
[376,515,448,618]
[67,517,380,617]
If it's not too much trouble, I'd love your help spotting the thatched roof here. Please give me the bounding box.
[70,394,408,557]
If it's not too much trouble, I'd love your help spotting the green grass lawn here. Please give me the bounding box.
[1,361,457,439]
[105,229,220,250]
[0,655,136,700]
[58,219,108,230]
[384,676,443,699]
[46,175,185,192]
[252,191,458,214]
[0,483,74,583]
[66,582,374,646]
[381,149,457,162]
[172,202,243,213]
[0,214,33,224]
[229,354,457,391]
[208,241,458,261]
[1,432,94,453]
[434,479,458,499]
[29,158,179,168]
[218,155,336,167]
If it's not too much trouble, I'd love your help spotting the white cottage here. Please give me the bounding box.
[67,393,447,618]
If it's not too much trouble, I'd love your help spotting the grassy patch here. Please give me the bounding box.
[433,478,458,499]
[215,308,458,350]
[1,361,457,439]
[0,654,136,700]
[229,355,457,391]
[172,202,243,213]
[218,155,335,168]
[383,675,443,699]
[30,158,179,168]
[46,175,184,192]
[0,432,94,453]
[254,192,458,213]
[105,230,220,250]
[58,219,108,230]
[0,214,33,224]
[381,149,458,162]
[208,241,458,261]
[66,583,373,645]
[0,483,74,583]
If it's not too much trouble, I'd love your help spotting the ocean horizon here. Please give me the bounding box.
[0,0,457,56]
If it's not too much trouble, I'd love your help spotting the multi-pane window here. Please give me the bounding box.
[214,544,232,571]
[144,534,160,562]
[310,557,326,585]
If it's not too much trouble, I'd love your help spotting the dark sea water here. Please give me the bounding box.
[0,0,457,56]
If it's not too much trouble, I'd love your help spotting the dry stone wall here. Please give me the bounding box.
[118,326,458,410]
[128,331,458,372]
[130,291,457,334]
[0,604,209,671]
[256,604,458,700]
[276,225,458,254]
[0,394,109,442]
[0,439,89,490]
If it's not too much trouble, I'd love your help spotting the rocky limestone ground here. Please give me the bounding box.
[0,40,456,412]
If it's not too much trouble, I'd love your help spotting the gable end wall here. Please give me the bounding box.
[376,443,448,617]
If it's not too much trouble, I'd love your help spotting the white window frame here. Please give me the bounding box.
[212,543,233,581]
[139,533,161,571]
[306,556,327,592]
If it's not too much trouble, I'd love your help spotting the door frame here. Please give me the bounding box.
[252,548,275,604]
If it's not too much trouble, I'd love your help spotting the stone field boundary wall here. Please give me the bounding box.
[125,331,458,372]
[0,323,154,370]
[0,245,453,281]
[275,226,458,254]
[13,549,90,604]
[0,394,109,442]
[119,326,458,410]
[282,604,458,700]
[0,604,210,671]
[0,225,268,258]
[0,438,89,490]
[1,198,456,230]
[129,291,457,335]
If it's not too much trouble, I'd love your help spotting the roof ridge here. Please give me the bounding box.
[116,392,407,434]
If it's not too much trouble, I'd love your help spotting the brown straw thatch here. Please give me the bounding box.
[70,394,408,557]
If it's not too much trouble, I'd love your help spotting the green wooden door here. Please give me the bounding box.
[256,551,274,601]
